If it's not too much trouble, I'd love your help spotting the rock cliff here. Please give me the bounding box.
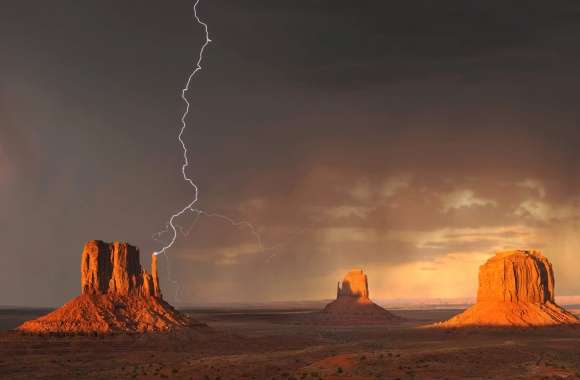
[477,250,554,304]
[437,250,579,327]
[18,241,199,334]
[80,240,161,297]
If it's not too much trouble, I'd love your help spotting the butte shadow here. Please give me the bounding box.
[303,269,401,325]
[17,240,203,334]
[432,250,579,328]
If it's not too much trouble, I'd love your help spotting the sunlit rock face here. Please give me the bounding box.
[477,250,554,304]
[337,269,370,300]
[322,269,398,323]
[437,250,579,327]
[81,240,161,298]
[18,241,197,334]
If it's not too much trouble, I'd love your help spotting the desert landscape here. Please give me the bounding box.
[5,1,580,379]
[3,303,580,379]
[2,244,580,379]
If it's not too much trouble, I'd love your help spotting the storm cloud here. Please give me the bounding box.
[2,0,580,305]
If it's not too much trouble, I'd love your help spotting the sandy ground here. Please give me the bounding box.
[1,307,580,379]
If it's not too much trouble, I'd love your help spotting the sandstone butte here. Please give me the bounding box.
[437,250,579,328]
[18,240,200,334]
[322,269,399,322]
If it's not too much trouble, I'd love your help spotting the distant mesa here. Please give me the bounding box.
[18,240,201,334]
[321,269,399,323]
[436,250,579,328]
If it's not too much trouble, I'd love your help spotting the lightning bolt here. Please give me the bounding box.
[153,0,210,258]
[153,2,305,303]
[154,0,265,267]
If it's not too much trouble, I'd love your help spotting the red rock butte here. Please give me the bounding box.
[321,269,399,323]
[437,250,579,327]
[17,240,200,334]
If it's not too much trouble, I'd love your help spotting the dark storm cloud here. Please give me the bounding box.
[212,1,580,87]
[2,0,580,305]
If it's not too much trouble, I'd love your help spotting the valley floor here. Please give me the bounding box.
[1,308,580,379]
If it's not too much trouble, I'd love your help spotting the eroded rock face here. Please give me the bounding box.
[81,240,160,297]
[337,269,370,300]
[477,250,554,304]
[437,250,579,327]
[18,241,196,334]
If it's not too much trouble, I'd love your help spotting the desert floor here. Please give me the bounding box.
[2,306,580,379]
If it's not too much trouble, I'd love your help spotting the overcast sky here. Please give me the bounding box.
[2,0,580,306]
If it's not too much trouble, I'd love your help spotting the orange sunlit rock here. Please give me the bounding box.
[336,269,370,299]
[437,250,579,327]
[80,240,161,297]
[18,240,199,334]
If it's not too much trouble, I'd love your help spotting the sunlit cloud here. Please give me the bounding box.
[380,175,412,198]
[441,189,497,213]
[413,225,534,252]
[320,226,379,244]
[324,205,373,219]
[347,175,411,203]
[348,179,372,202]
[518,178,546,198]
[515,199,580,222]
